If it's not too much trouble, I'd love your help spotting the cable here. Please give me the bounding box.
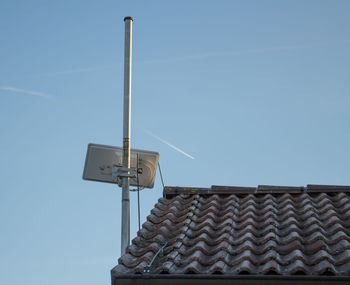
[137,154,141,232]
[143,241,168,273]
[158,162,165,189]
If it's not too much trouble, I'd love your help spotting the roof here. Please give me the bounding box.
[112,184,350,284]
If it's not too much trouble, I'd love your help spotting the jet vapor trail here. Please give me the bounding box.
[31,63,117,77]
[144,130,195,160]
[0,86,53,99]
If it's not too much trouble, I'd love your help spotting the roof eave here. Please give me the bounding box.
[112,273,350,285]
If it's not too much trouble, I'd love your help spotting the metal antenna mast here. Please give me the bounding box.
[121,16,133,255]
[83,16,159,258]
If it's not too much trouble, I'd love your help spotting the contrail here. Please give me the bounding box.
[0,86,53,99]
[144,130,195,160]
[141,40,350,64]
[29,61,121,77]
[25,40,350,77]
[30,63,119,77]
[142,45,311,64]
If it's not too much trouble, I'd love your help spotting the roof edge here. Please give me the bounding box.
[112,273,350,281]
[163,184,350,197]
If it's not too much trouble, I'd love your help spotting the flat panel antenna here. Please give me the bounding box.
[83,143,160,189]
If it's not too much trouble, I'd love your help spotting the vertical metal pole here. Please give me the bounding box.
[121,16,133,255]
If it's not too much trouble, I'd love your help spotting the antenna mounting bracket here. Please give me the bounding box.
[112,166,143,186]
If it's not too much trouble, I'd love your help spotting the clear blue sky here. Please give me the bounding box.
[1,0,349,284]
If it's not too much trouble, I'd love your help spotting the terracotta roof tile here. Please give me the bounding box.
[112,185,350,277]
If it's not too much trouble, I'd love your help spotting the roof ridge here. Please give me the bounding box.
[163,184,350,197]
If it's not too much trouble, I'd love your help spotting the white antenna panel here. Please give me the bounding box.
[83,143,160,189]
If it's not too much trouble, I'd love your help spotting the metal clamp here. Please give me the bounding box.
[112,166,137,181]
[112,166,143,183]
